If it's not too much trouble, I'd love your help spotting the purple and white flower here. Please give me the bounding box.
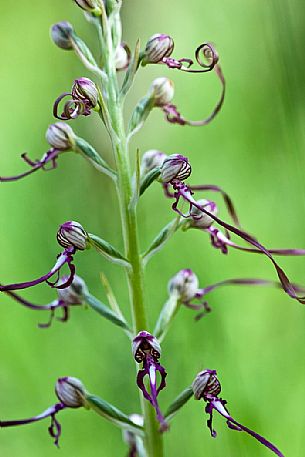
[53,77,99,121]
[192,370,284,457]
[132,331,168,432]
[0,123,75,182]
[0,377,86,447]
[0,221,87,292]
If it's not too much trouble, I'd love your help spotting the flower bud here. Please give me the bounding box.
[55,377,86,408]
[122,414,144,447]
[50,22,74,50]
[160,154,191,183]
[132,331,161,363]
[46,122,76,151]
[115,44,130,71]
[189,199,218,229]
[140,150,167,174]
[143,34,174,64]
[57,221,88,251]
[57,275,88,304]
[150,77,174,107]
[72,78,99,108]
[192,370,221,400]
[168,269,199,302]
[74,0,102,13]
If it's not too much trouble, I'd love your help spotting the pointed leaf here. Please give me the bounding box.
[164,387,193,421]
[88,234,130,267]
[75,137,116,179]
[84,292,131,334]
[121,39,141,98]
[139,167,161,196]
[142,218,181,264]
[86,394,144,436]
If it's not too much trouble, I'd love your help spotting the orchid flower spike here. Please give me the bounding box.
[192,370,285,457]
[0,123,76,182]
[159,154,305,304]
[0,221,88,293]
[132,331,168,432]
[54,77,99,120]
[2,275,88,328]
[0,377,86,447]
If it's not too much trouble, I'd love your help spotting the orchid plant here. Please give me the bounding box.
[1,1,305,456]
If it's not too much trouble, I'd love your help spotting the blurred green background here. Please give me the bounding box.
[1,0,305,455]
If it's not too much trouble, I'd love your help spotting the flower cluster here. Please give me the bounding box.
[157,153,305,304]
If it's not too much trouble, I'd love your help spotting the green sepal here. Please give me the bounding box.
[142,218,181,265]
[164,386,193,421]
[86,394,144,436]
[121,39,141,98]
[75,137,116,180]
[153,292,180,342]
[127,94,155,141]
[139,167,161,196]
[84,292,132,335]
[88,234,130,267]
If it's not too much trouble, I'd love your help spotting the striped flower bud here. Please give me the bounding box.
[160,154,191,183]
[73,0,102,13]
[57,221,88,251]
[143,34,174,64]
[50,22,74,50]
[150,77,174,107]
[55,377,86,408]
[72,78,98,109]
[168,269,199,302]
[189,199,218,229]
[132,331,161,363]
[57,275,88,305]
[140,149,167,174]
[46,122,76,151]
[192,369,221,400]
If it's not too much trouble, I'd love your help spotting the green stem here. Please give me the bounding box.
[101,16,164,457]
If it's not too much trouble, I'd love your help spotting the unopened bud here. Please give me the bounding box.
[132,331,161,363]
[160,154,191,183]
[189,199,218,229]
[74,0,102,13]
[55,377,86,408]
[57,221,88,251]
[141,150,167,174]
[151,77,174,107]
[143,34,174,64]
[168,269,199,302]
[122,414,144,447]
[57,275,88,304]
[46,122,76,151]
[115,44,130,71]
[72,77,99,108]
[51,22,74,51]
[192,370,221,400]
